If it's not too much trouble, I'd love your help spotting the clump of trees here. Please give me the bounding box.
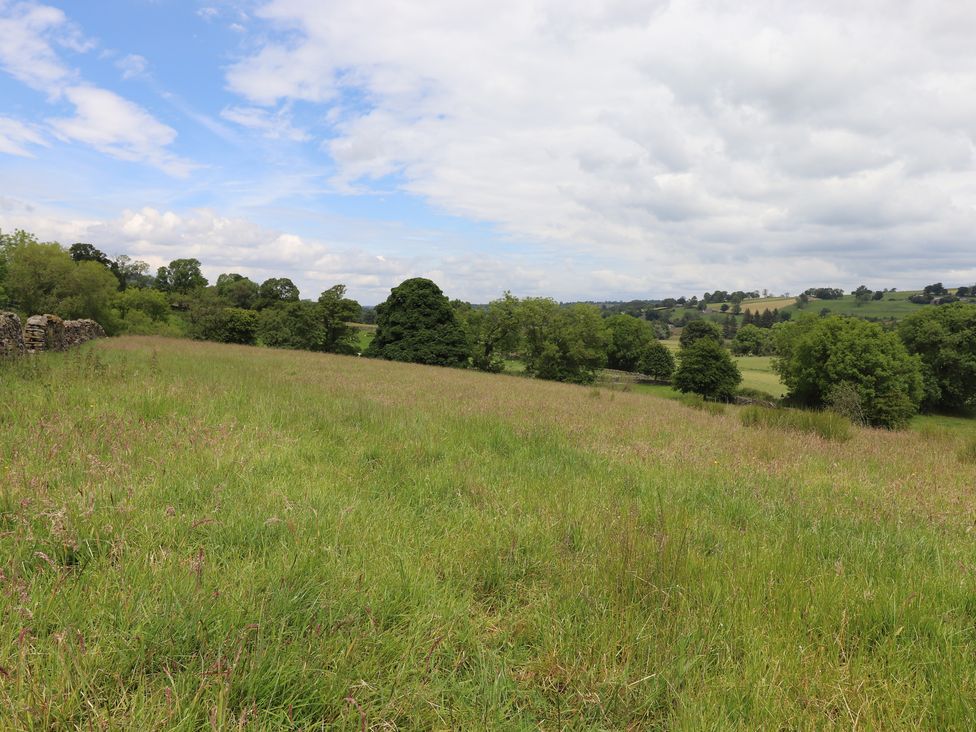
[898,303,976,411]
[773,315,923,428]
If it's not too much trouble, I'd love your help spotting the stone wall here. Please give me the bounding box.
[0,311,25,356]
[2,313,105,354]
[24,314,66,352]
[64,319,106,348]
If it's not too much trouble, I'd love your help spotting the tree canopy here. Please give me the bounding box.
[898,302,976,411]
[773,315,923,428]
[366,278,470,367]
[673,339,741,401]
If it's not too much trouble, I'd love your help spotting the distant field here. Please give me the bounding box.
[4,338,976,728]
[785,291,928,319]
[739,296,797,312]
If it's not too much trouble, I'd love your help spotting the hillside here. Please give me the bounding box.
[3,338,976,728]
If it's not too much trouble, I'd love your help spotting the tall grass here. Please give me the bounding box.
[740,404,852,441]
[1,337,976,728]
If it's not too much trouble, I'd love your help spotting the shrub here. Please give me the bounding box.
[740,406,851,441]
[639,340,675,381]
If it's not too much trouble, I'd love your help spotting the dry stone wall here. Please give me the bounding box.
[0,312,25,356]
[1,313,104,355]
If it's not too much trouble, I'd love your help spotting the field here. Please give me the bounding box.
[785,291,927,320]
[4,338,976,728]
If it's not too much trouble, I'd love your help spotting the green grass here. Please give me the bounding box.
[786,291,928,319]
[4,337,976,728]
[740,405,852,442]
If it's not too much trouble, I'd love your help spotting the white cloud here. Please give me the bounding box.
[0,117,47,157]
[222,0,976,291]
[48,86,196,176]
[116,53,147,80]
[0,2,193,175]
[220,105,309,142]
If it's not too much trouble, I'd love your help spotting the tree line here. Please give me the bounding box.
[3,228,975,429]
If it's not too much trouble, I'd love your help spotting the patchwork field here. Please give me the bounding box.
[3,337,976,729]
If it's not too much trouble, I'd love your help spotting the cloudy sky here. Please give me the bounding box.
[1,0,974,303]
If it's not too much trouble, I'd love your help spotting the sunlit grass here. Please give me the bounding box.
[3,337,976,728]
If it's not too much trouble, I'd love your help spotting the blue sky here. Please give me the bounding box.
[1,0,975,303]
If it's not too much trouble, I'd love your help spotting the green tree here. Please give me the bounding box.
[462,292,522,373]
[673,339,742,401]
[113,255,154,289]
[58,261,121,331]
[318,284,361,354]
[898,302,976,411]
[731,323,772,356]
[679,318,723,348]
[256,300,324,351]
[774,315,922,428]
[115,287,171,322]
[216,273,260,309]
[519,300,608,384]
[257,277,300,309]
[5,240,75,314]
[605,313,654,371]
[366,278,470,367]
[156,258,207,294]
[638,340,675,381]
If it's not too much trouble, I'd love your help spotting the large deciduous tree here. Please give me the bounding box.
[678,318,723,349]
[774,315,923,428]
[366,278,470,367]
[318,284,361,354]
[673,339,741,401]
[898,302,976,411]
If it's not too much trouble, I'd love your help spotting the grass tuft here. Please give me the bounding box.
[739,404,852,441]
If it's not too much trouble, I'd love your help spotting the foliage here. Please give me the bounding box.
[678,318,723,348]
[155,258,207,293]
[257,277,300,308]
[215,273,260,309]
[256,300,324,350]
[673,338,742,401]
[773,315,923,428]
[605,314,656,371]
[638,339,675,381]
[367,278,470,367]
[461,292,521,373]
[731,323,772,355]
[317,284,361,354]
[519,300,608,384]
[740,405,852,441]
[898,303,976,411]
[804,287,844,300]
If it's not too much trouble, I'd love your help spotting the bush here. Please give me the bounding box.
[739,406,851,441]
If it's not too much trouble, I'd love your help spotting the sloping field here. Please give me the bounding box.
[3,337,976,728]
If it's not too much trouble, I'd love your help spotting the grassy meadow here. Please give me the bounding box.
[4,337,976,729]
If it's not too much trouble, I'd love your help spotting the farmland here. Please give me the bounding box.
[3,337,976,728]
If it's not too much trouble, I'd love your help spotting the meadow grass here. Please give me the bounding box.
[739,405,852,442]
[3,337,976,729]
[785,291,928,319]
